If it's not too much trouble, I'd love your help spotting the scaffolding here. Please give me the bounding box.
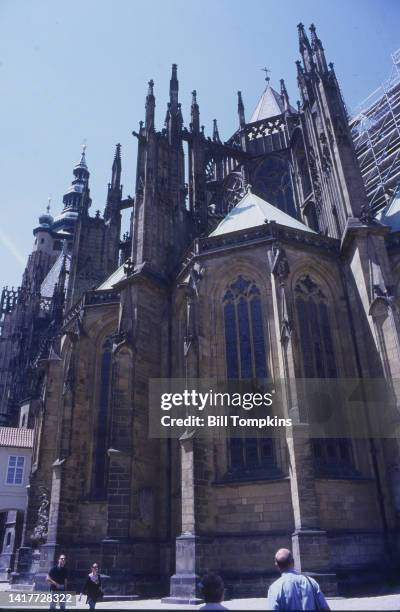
[350,48,400,213]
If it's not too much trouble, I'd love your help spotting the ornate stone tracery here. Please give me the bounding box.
[30,487,50,546]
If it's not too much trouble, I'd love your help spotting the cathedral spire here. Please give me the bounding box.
[145,79,155,131]
[292,22,368,230]
[111,143,122,191]
[191,90,200,134]
[280,78,290,113]
[297,22,313,72]
[296,60,308,104]
[212,119,221,143]
[169,63,179,111]
[105,144,123,221]
[74,144,89,180]
[58,146,90,220]
[310,23,328,74]
[166,64,182,145]
[237,91,246,128]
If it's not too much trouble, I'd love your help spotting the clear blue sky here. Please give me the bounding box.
[0,0,399,287]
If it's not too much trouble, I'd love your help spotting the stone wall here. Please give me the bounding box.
[213,480,294,533]
[316,480,381,530]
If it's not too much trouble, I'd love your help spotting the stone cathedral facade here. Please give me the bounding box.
[1,23,400,599]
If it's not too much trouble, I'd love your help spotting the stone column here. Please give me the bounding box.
[164,434,206,604]
[165,283,204,604]
[34,459,64,590]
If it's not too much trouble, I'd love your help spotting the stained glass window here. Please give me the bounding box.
[295,274,355,477]
[228,436,278,477]
[223,276,277,477]
[223,276,267,379]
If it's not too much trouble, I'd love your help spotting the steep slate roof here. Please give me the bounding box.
[0,427,34,448]
[97,263,125,290]
[209,189,315,237]
[376,187,400,232]
[250,84,296,123]
[40,252,71,298]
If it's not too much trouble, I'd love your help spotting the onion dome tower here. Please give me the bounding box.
[52,145,91,233]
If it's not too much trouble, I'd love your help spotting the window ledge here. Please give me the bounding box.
[315,475,374,482]
[213,469,288,486]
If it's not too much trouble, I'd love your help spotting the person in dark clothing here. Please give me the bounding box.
[80,563,103,610]
[46,554,68,610]
[199,573,228,610]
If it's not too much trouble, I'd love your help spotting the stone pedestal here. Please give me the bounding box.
[11,546,33,586]
[162,533,203,604]
[33,542,62,591]
[292,529,337,596]
[292,529,331,572]
[100,539,136,596]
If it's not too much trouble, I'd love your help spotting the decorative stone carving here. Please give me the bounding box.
[30,487,50,546]
[271,243,290,284]
[295,274,326,300]
[123,257,135,276]
[359,203,376,225]
[270,244,292,341]
[308,147,322,208]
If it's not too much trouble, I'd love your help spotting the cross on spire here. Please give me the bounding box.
[261,66,271,83]
[46,197,51,214]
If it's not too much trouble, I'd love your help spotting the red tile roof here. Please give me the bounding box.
[0,427,34,449]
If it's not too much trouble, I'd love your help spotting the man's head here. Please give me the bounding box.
[58,555,66,567]
[200,572,224,603]
[274,548,294,573]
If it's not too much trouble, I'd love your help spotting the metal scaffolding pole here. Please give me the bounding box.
[350,48,400,213]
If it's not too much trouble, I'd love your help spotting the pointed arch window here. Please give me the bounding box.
[295,275,337,378]
[223,276,279,479]
[93,336,112,497]
[295,274,357,477]
[223,276,268,379]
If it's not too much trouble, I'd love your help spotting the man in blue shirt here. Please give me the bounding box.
[267,549,330,611]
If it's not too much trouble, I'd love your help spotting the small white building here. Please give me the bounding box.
[0,427,33,580]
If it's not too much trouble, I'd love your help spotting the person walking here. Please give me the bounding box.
[80,563,103,610]
[46,554,68,610]
[267,549,330,611]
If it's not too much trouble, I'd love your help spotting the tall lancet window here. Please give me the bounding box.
[223,275,268,379]
[93,336,112,497]
[295,275,337,379]
[295,274,356,477]
[223,276,277,478]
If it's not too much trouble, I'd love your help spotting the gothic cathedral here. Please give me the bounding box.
[1,24,400,600]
